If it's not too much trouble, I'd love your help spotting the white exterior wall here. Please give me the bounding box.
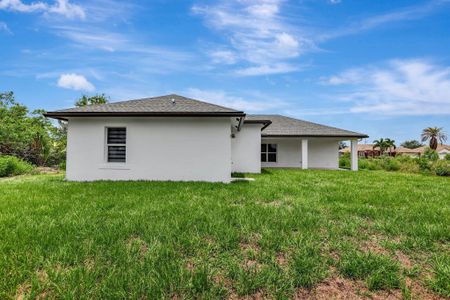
[231,124,261,173]
[66,117,232,182]
[261,137,339,169]
[309,139,340,169]
[438,149,450,159]
[262,138,302,168]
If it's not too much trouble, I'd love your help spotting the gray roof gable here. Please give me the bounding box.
[247,114,368,138]
[45,94,244,118]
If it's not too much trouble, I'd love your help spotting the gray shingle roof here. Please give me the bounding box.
[45,94,244,118]
[246,114,368,138]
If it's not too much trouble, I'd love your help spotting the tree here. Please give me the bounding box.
[401,140,423,149]
[0,91,65,166]
[75,94,109,107]
[421,127,447,150]
[0,91,38,159]
[385,138,396,155]
[373,138,396,155]
[423,147,439,161]
[338,141,347,150]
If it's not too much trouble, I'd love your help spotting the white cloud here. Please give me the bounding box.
[235,63,298,76]
[0,21,12,34]
[57,73,95,91]
[0,0,47,12]
[246,3,279,17]
[54,26,126,52]
[192,0,309,76]
[319,1,449,41]
[192,0,448,76]
[323,59,450,115]
[0,0,85,19]
[209,49,238,65]
[47,0,85,19]
[185,88,287,112]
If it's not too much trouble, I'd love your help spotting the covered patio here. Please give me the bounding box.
[247,115,367,171]
[261,137,360,171]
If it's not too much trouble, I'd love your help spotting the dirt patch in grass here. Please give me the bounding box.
[126,235,149,258]
[257,200,282,207]
[360,237,417,272]
[240,236,263,271]
[276,252,287,268]
[16,279,50,300]
[15,283,31,300]
[403,277,446,300]
[294,277,402,300]
[84,257,95,271]
[36,269,49,283]
[360,234,390,256]
[52,263,76,274]
[395,250,413,269]
[359,235,415,270]
[256,200,293,210]
[186,260,195,272]
[228,290,266,300]
[35,167,60,174]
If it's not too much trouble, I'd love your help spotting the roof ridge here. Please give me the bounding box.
[97,94,243,113]
[169,94,244,113]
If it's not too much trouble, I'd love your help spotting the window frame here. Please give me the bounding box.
[105,127,127,163]
[261,143,277,163]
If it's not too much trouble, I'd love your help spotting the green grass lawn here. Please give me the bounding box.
[0,170,449,299]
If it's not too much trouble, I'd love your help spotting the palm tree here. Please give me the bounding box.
[385,138,396,156]
[373,138,389,155]
[421,127,447,150]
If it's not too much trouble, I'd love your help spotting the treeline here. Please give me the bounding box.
[0,91,108,170]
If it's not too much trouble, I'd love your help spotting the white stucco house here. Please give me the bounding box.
[45,94,368,183]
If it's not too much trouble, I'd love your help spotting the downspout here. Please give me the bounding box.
[236,115,245,132]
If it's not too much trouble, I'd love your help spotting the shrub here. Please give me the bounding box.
[0,155,34,177]
[433,160,450,176]
[59,160,66,171]
[399,160,421,173]
[423,147,439,161]
[367,160,382,170]
[358,159,369,170]
[395,155,414,163]
[445,154,450,161]
[339,153,351,169]
[416,157,432,172]
[381,157,400,171]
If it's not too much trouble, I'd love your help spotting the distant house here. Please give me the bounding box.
[436,145,450,159]
[396,145,450,158]
[339,144,394,158]
[344,144,450,159]
[395,147,423,158]
[45,94,368,182]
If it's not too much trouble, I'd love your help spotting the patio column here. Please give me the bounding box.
[302,139,308,169]
[351,139,358,171]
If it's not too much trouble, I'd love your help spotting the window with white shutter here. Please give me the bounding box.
[106,127,126,163]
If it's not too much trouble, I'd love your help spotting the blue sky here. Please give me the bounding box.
[1,0,450,143]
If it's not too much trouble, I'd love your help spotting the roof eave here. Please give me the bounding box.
[44,111,246,119]
[261,134,369,139]
[243,119,272,131]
